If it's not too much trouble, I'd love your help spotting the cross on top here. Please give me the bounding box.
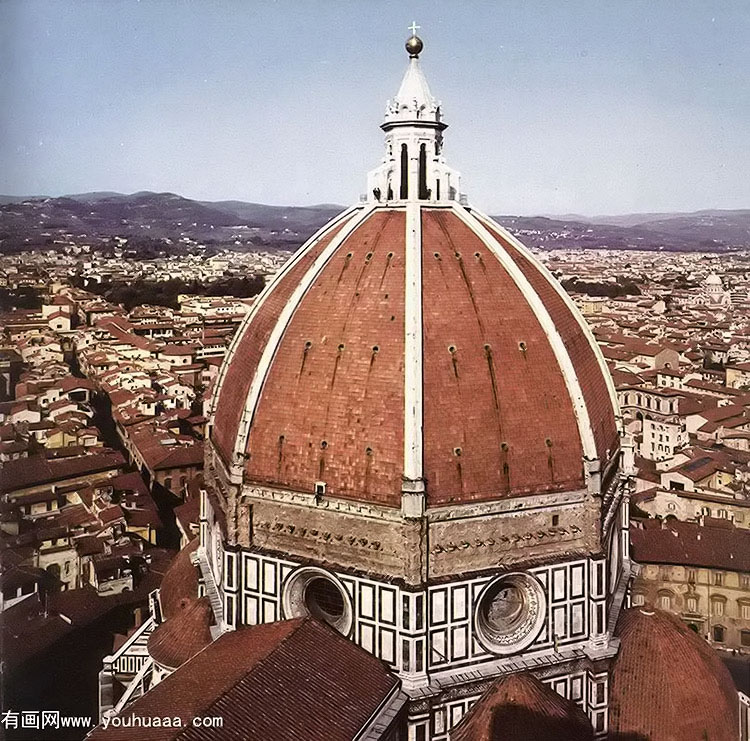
[408,21,420,37]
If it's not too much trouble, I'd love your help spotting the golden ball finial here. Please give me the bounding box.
[406,34,423,57]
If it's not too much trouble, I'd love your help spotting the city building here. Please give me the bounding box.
[630,517,750,653]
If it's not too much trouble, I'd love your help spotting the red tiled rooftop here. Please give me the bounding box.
[630,518,750,573]
[0,451,125,493]
[89,617,399,741]
[159,539,200,620]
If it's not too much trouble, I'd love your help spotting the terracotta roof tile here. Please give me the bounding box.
[451,672,593,741]
[0,451,124,493]
[630,518,750,573]
[148,597,213,670]
[215,208,618,507]
[609,608,737,741]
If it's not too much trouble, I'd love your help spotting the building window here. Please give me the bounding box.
[686,596,698,613]
[632,593,645,607]
[741,574,750,590]
[741,630,750,647]
[711,598,725,617]
[712,625,725,643]
[713,572,723,586]
[686,568,697,583]
[741,602,750,620]
[658,592,672,610]
[718,509,728,519]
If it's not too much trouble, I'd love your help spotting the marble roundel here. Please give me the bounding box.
[474,572,546,655]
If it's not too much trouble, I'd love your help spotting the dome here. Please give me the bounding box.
[210,205,619,507]
[609,607,738,740]
[209,34,620,511]
[705,272,723,285]
[147,596,213,670]
[158,537,199,620]
[451,672,593,741]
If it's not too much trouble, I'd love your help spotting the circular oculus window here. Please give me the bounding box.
[281,567,353,636]
[474,572,546,655]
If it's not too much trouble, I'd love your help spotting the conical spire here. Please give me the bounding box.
[384,53,441,127]
[383,32,443,130]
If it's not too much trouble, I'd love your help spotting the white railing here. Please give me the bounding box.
[110,616,154,675]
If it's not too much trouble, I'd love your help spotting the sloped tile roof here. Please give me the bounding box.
[89,617,399,741]
[630,518,750,573]
[451,672,593,741]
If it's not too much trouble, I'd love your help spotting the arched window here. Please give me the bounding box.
[418,143,428,200]
[400,144,408,199]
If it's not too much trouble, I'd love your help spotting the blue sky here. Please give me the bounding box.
[1,1,749,215]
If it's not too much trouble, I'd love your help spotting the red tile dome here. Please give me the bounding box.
[609,607,738,740]
[148,596,213,671]
[210,204,619,507]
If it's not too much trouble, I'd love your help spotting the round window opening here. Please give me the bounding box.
[474,572,546,655]
[304,577,345,624]
[282,567,353,636]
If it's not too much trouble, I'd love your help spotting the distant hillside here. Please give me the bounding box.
[1,191,748,254]
[202,200,343,233]
[488,211,748,252]
[0,191,345,253]
[610,210,750,245]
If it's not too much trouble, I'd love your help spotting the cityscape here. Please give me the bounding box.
[1,3,750,741]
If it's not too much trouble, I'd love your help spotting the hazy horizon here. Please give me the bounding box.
[2,188,750,222]
[2,1,749,216]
